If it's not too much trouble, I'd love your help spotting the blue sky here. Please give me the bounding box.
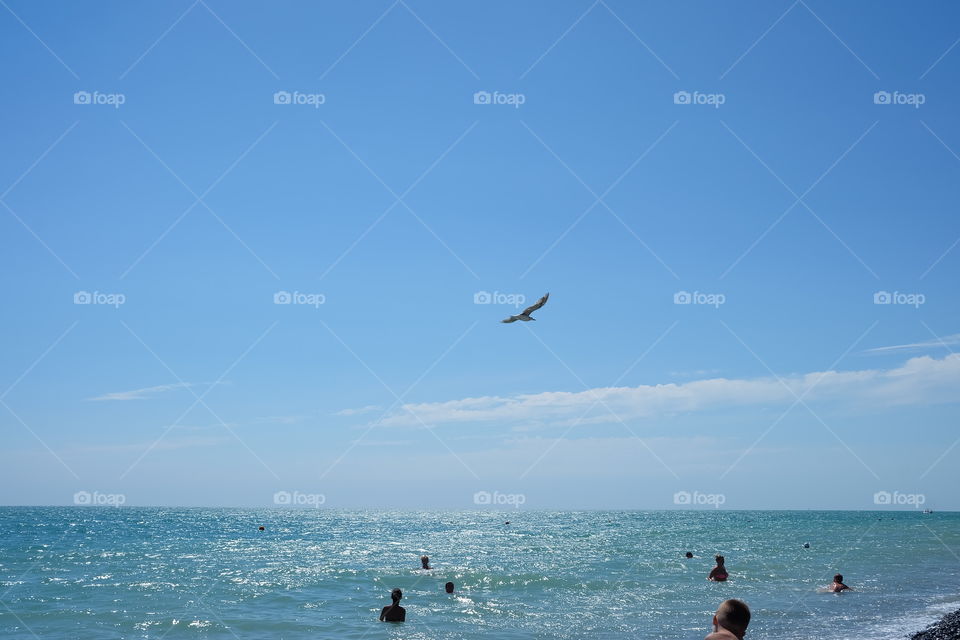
[1,0,958,509]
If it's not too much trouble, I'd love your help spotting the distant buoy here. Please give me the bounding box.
[258,526,265,531]
[803,542,810,548]
[504,521,510,525]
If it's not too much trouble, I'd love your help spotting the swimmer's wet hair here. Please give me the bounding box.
[834,573,843,582]
[715,554,725,563]
[716,599,750,635]
[391,588,402,601]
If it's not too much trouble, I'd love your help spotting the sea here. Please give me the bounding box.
[1,508,957,639]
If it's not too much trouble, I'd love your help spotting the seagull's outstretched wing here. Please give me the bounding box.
[501,316,519,323]
[521,292,549,317]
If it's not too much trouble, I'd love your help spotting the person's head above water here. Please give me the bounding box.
[833,573,843,583]
[714,599,750,639]
[444,582,454,593]
[715,555,725,565]
[391,588,402,603]
[420,555,430,568]
[685,552,694,558]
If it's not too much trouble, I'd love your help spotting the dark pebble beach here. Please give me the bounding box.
[912,610,960,640]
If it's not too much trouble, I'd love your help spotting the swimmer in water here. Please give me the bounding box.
[685,552,694,559]
[708,555,729,581]
[379,588,406,622]
[420,555,432,570]
[705,598,750,640]
[829,573,851,592]
[445,581,454,594]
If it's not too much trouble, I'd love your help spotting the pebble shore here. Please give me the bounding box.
[912,610,960,640]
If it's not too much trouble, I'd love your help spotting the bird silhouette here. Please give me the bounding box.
[501,293,549,323]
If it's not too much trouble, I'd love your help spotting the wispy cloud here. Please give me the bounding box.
[336,404,383,416]
[344,354,960,429]
[862,333,960,355]
[87,382,204,401]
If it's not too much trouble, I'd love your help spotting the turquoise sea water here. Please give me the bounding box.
[1,508,958,639]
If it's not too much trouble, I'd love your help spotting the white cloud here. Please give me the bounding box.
[348,354,960,429]
[87,382,201,401]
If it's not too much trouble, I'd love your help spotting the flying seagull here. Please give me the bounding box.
[501,293,549,323]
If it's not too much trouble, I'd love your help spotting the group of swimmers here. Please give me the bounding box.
[689,551,852,592]
[380,552,852,635]
[379,556,454,623]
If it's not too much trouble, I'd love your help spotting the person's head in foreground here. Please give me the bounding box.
[445,581,454,593]
[420,555,431,569]
[705,598,750,640]
[379,588,405,622]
